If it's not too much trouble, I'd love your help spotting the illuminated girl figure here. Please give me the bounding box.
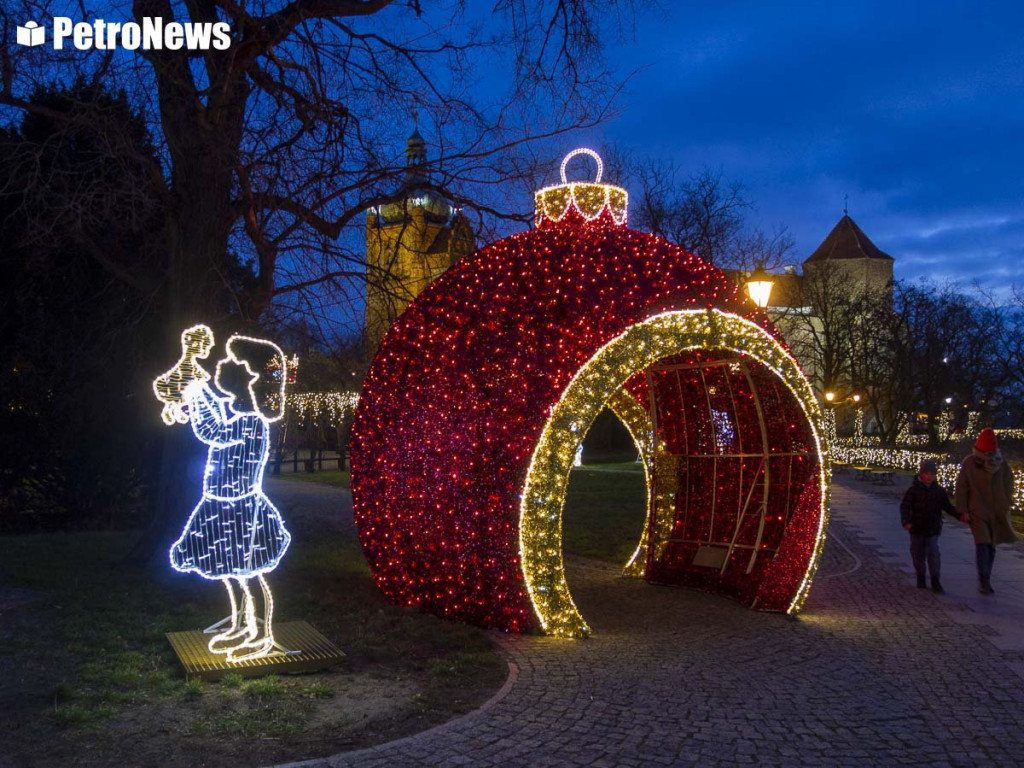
[170,335,291,662]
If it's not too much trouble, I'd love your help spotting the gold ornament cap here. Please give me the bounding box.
[534,148,628,227]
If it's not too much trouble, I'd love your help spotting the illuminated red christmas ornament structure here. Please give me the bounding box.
[351,149,830,637]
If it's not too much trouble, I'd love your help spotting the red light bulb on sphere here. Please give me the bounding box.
[351,150,830,637]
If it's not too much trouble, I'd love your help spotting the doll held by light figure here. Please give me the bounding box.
[169,335,291,662]
[153,324,216,425]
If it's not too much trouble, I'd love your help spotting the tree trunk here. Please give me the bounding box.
[130,68,250,568]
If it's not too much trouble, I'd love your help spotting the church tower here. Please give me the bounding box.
[364,128,475,352]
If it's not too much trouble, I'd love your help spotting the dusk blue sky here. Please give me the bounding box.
[571,0,1024,292]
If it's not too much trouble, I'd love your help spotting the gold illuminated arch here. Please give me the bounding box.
[518,309,831,638]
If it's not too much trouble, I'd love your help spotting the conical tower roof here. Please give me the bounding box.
[803,214,893,264]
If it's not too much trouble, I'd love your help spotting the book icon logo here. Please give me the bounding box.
[17,21,46,47]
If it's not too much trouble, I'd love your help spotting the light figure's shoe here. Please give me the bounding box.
[226,636,275,663]
[208,625,257,654]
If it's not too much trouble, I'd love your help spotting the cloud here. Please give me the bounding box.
[604,0,1024,290]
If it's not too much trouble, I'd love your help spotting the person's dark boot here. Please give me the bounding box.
[931,577,944,594]
[979,577,995,594]
[916,574,927,589]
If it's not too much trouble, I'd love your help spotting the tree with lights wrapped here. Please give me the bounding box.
[351,150,830,637]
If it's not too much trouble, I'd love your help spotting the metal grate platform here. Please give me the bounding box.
[166,621,346,681]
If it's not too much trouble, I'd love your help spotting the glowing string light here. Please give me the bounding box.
[285,391,360,427]
[560,147,605,183]
[519,309,830,637]
[967,411,981,436]
[153,324,215,425]
[352,150,831,637]
[535,148,627,226]
[158,331,292,663]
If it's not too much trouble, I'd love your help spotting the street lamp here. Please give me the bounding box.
[746,266,774,309]
[824,390,859,406]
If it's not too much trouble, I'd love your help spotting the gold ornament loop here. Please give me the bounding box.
[535,148,628,227]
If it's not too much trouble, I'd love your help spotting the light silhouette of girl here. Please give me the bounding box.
[170,335,290,662]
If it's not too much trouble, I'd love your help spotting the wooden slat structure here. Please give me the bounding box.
[628,349,822,609]
[166,621,345,681]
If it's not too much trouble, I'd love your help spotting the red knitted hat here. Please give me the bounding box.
[975,427,997,452]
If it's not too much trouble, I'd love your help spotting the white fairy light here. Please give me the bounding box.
[560,147,604,184]
[282,391,360,427]
[157,330,292,663]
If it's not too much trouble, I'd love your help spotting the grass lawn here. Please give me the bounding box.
[562,462,648,564]
[276,467,351,488]
[279,462,650,564]
[279,462,648,562]
[0,488,504,768]
[0,461,649,765]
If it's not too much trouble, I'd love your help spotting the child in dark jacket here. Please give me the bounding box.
[900,458,958,593]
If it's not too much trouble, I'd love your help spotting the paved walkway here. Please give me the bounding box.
[272,474,1024,768]
[836,472,1024,652]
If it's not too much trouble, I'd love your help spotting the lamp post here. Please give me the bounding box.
[824,389,859,407]
[822,390,862,444]
[746,266,775,310]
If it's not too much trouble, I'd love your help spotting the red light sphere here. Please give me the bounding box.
[351,171,827,636]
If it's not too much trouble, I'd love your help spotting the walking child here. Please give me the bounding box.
[900,458,958,593]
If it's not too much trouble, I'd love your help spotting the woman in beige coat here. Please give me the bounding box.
[955,428,1018,594]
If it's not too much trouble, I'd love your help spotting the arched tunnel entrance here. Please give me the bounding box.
[519,311,828,637]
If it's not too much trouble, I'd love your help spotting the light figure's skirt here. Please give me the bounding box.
[171,493,291,579]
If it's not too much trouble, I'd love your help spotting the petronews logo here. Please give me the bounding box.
[17,17,231,51]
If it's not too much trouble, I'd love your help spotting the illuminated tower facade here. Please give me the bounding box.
[364,129,475,352]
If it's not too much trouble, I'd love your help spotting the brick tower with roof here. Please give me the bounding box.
[364,128,475,352]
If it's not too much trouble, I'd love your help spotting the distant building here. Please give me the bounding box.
[364,128,475,352]
[731,213,895,397]
[801,213,894,297]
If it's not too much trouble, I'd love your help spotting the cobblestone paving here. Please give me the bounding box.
[273,476,1024,768]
